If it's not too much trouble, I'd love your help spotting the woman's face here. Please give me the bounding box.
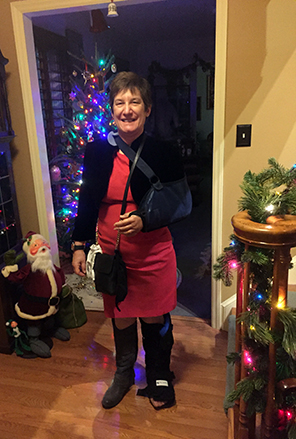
[112,88,151,143]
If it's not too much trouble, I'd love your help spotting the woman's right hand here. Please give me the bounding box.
[72,250,86,277]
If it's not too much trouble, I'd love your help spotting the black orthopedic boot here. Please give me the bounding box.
[102,320,138,409]
[137,314,176,410]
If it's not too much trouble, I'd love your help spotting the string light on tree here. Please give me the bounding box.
[49,48,116,253]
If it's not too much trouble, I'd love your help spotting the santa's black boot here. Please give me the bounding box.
[102,320,138,409]
[27,324,52,358]
[138,314,176,410]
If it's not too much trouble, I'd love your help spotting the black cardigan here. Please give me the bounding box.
[72,132,185,241]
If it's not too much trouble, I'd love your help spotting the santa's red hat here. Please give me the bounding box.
[24,231,37,240]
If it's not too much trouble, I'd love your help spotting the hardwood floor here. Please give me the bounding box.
[0,312,228,439]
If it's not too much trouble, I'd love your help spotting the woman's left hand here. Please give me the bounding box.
[114,212,143,237]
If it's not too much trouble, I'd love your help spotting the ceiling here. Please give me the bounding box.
[32,0,216,64]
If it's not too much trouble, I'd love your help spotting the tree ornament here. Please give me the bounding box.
[59,127,67,137]
[82,70,91,84]
[63,194,72,204]
[72,102,83,112]
[87,134,94,143]
[111,63,117,73]
[50,165,61,182]
[69,91,76,101]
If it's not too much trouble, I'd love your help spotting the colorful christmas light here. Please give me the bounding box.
[49,49,116,253]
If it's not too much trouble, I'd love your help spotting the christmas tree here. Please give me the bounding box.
[214,158,296,438]
[49,49,116,253]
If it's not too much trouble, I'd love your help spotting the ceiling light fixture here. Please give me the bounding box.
[107,0,119,18]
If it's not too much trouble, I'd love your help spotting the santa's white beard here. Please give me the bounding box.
[27,248,55,273]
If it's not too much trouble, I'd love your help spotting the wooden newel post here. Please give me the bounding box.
[230,212,296,439]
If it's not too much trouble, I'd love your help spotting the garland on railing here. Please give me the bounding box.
[213,158,296,438]
[239,157,296,222]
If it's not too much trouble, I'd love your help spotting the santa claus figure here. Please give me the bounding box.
[1,231,70,358]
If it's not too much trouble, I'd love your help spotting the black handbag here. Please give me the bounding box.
[115,134,192,232]
[93,137,145,310]
[94,249,127,304]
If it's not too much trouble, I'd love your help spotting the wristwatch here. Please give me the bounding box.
[71,242,86,252]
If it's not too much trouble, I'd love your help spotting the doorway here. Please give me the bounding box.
[10,0,224,327]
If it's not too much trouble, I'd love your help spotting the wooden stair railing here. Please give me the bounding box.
[230,211,296,439]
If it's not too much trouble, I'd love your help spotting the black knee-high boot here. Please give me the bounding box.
[102,320,138,409]
[138,314,176,410]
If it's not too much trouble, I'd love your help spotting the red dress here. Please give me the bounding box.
[97,151,177,318]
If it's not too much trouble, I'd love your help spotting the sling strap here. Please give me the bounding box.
[119,134,145,215]
[114,133,163,190]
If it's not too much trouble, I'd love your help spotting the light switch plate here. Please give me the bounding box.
[236,124,252,147]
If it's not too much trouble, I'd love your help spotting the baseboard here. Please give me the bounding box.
[221,294,236,331]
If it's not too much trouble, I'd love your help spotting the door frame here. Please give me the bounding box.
[10,0,227,328]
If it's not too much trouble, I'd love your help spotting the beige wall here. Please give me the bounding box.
[220,0,296,302]
[1,0,39,235]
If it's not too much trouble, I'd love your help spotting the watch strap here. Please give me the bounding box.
[71,243,85,252]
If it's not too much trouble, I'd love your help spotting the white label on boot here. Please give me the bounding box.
[156,380,168,387]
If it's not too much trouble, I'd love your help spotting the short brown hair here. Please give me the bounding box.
[109,71,152,112]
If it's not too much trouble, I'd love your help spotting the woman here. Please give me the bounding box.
[72,71,186,411]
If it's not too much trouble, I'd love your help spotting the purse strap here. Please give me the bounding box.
[115,134,145,250]
[120,135,145,215]
[114,133,163,190]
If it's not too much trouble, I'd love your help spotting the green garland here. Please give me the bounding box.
[239,158,296,223]
[214,158,296,435]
